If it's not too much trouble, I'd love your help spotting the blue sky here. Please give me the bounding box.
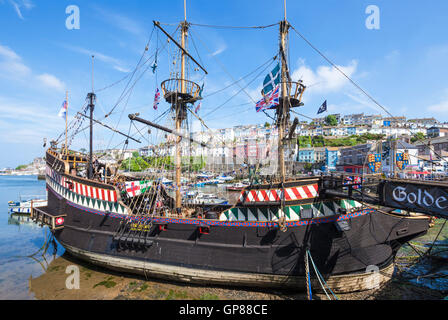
[1,0,448,168]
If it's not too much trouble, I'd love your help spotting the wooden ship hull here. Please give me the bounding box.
[39,150,430,293]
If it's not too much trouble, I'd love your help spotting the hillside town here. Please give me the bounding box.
[3,112,447,178]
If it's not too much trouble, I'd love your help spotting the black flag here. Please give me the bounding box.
[317,100,327,114]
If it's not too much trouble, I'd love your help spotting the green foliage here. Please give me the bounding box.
[297,133,385,148]
[325,115,338,126]
[411,132,426,143]
[93,277,116,289]
[304,163,313,171]
[264,122,271,128]
[15,165,28,170]
[121,155,150,172]
[120,155,206,172]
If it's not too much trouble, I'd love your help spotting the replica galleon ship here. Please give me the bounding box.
[32,3,447,294]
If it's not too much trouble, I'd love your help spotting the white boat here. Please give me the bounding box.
[8,199,47,214]
[217,175,234,182]
[184,192,228,205]
[226,182,249,191]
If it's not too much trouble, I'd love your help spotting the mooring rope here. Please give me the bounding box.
[307,249,339,300]
[305,249,312,300]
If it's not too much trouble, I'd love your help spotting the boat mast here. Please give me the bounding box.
[65,90,68,156]
[174,5,189,210]
[154,1,206,209]
[87,55,96,179]
[278,1,290,182]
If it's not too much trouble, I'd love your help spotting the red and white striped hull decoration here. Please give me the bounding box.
[239,184,319,203]
[46,166,118,202]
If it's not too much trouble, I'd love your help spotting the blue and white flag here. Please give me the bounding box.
[262,63,280,95]
[58,100,68,118]
[317,100,327,114]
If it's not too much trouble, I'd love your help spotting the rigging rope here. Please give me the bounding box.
[189,22,279,30]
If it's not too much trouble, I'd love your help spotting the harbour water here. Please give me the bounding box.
[0,175,63,299]
[0,175,447,300]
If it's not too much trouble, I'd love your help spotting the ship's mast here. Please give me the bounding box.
[278,9,290,181]
[175,18,189,209]
[155,0,205,210]
[87,55,96,179]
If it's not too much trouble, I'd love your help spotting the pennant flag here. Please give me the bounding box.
[151,53,158,73]
[256,85,280,112]
[58,100,68,118]
[195,102,201,114]
[262,63,280,95]
[199,83,204,97]
[153,88,161,110]
[317,100,327,114]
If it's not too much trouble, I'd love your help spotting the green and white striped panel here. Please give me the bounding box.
[47,176,129,215]
[219,200,364,222]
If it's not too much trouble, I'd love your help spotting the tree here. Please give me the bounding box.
[325,115,338,126]
[411,132,426,143]
[264,122,271,128]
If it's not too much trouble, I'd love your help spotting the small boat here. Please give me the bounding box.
[226,182,249,191]
[217,175,234,182]
[9,198,47,214]
[184,192,228,205]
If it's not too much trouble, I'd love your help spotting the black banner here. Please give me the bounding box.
[382,181,448,218]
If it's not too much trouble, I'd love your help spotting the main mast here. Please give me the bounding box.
[155,0,205,209]
[175,19,188,209]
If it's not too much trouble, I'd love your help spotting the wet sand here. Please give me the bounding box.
[27,217,448,301]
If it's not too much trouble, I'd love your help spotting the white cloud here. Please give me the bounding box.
[344,91,391,115]
[0,43,64,90]
[0,96,63,144]
[61,44,130,73]
[210,44,227,57]
[36,73,65,91]
[0,44,20,60]
[428,99,448,114]
[92,5,145,36]
[7,0,34,20]
[291,59,358,95]
[0,43,31,77]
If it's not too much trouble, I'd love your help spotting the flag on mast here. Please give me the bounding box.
[317,100,327,114]
[262,63,280,95]
[153,88,161,110]
[195,102,201,114]
[255,85,280,112]
[58,100,68,118]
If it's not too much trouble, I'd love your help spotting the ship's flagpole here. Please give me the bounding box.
[65,90,68,156]
[88,55,96,179]
[284,0,287,21]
